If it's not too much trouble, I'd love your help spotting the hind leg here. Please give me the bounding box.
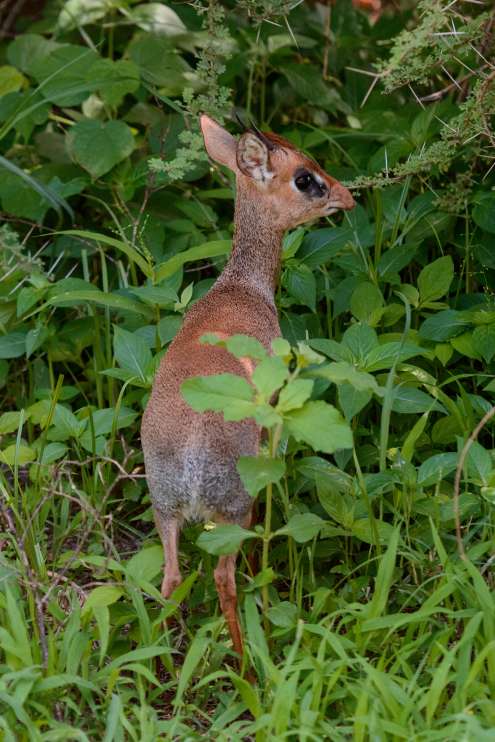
[154,511,182,598]
[213,510,252,658]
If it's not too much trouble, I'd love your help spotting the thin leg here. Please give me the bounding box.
[214,553,244,657]
[154,512,182,598]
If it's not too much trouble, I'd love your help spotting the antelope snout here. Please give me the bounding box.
[330,182,356,211]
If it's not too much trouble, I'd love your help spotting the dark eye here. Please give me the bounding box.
[294,172,314,191]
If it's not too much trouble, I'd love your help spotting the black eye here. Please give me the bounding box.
[294,172,314,191]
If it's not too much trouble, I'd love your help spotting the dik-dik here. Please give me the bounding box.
[141,115,355,658]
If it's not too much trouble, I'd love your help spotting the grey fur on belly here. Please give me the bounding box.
[144,446,252,523]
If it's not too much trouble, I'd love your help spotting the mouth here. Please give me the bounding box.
[325,197,356,214]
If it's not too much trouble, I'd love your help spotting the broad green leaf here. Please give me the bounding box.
[181,373,255,421]
[350,282,383,323]
[417,453,459,486]
[35,44,99,106]
[87,58,139,107]
[419,310,471,341]
[276,379,313,413]
[126,544,163,582]
[472,194,495,235]
[378,244,417,277]
[472,325,495,363]
[82,585,124,616]
[390,387,446,414]
[196,524,256,555]
[285,400,353,453]
[284,264,316,311]
[201,332,267,361]
[252,356,288,399]
[418,256,454,304]
[57,0,109,30]
[313,362,378,392]
[0,66,26,97]
[276,512,324,542]
[0,411,23,434]
[155,240,231,282]
[130,3,187,36]
[363,342,424,372]
[342,323,378,363]
[128,32,190,93]
[339,386,372,420]
[114,327,153,382]
[67,119,135,179]
[0,444,35,466]
[267,601,298,629]
[237,456,286,498]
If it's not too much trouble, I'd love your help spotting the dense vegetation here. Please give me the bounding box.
[0,0,494,738]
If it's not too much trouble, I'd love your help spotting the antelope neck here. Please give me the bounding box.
[218,187,284,301]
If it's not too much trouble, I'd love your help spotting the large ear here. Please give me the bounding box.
[200,115,237,171]
[236,131,274,183]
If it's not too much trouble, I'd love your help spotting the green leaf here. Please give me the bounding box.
[419,310,471,342]
[114,327,153,382]
[67,119,135,179]
[472,325,495,363]
[0,411,24,434]
[128,32,190,93]
[0,66,26,97]
[87,58,140,107]
[313,362,378,392]
[266,601,298,629]
[276,378,313,413]
[284,264,316,311]
[126,544,163,582]
[82,585,124,616]
[237,456,286,498]
[342,323,378,363]
[252,356,288,399]
[285,400,353,453]
[57,0,109,30]
[378,244,417,277]
[130,3,187,36]
[181,374,255,421]
[0,444,35,466]
[472,194,495,235]
[276,512,324,543]
[35,44,99,106]
[350,282,384,323]
[0,332,26,359]
[155,240,231,282]
[196,524,256,556]
[418,256,454,304]
[339,386,372,420]
[363,342,424,372]
[390,387,446,414]
[201,332,267,361]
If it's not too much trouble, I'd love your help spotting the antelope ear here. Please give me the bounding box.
[236,131,274,183]
[200,115,237,171]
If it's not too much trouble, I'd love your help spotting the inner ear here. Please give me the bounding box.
[236,132,273,183]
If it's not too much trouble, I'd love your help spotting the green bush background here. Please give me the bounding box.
[0,0,494,738]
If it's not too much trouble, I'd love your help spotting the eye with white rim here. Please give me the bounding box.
[293,169,327,195]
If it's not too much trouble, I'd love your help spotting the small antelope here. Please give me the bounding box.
[141,115,355,658]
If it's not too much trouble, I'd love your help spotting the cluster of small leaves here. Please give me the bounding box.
[0,224,44,277]
[149,0,232,181]
[378,1,491,92]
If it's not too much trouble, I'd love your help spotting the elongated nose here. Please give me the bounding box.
[330,182,355,210]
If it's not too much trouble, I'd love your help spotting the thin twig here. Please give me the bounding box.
[453,405,495,560]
